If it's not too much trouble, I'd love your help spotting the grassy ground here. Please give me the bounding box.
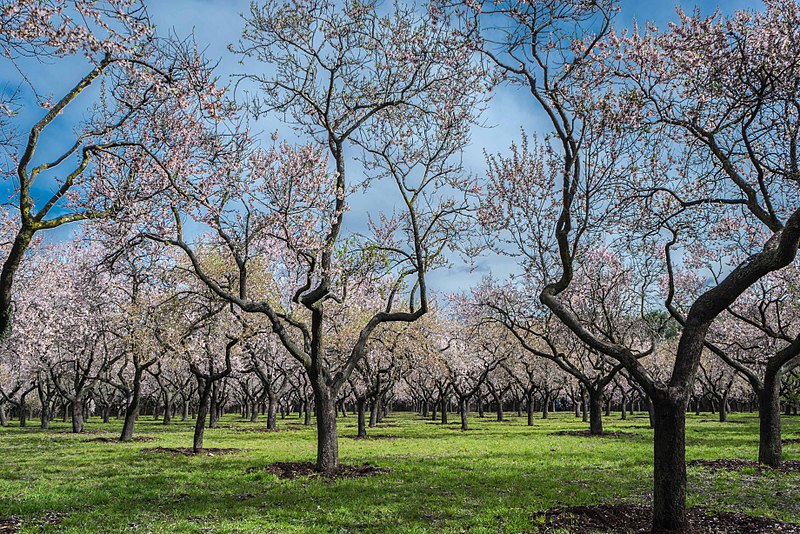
[1,410,799,533]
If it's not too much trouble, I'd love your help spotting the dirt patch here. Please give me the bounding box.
[85,436,156,443]
[537,503,800,533]
[699,419,748,424]
[343,434,399,440]
[550,430,634,438]
[140,447,242,457]
[688,458,800,473]
[0,518,19,533]
[231,427,295,434]
[245,461,389,480]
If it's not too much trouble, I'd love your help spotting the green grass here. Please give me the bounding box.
[1,411,799,532]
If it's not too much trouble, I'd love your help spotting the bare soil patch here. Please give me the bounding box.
[537,503,800,533]
[245,461,389,480]
[550,430,634,438]
[140,447,242,457]
[85,436,156,443]
[343,434,399,440]
[699,419,747,424]
[688,458,800,473]
[0,518,19,533]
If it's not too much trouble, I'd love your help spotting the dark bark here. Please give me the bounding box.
[120,369,144,442]
[267,394,278,430]
[71,398,85,433]
[527,391,535,426]
[758,370,783,467]
[718,391,728,423]
[313,385,339,473]
[589,390,604,435]
[193,376,211,452]
[542,391,549,419]
[459,397,469,431]
[652,395,688,531]
[356,397,367,438]
[369,399,378,428]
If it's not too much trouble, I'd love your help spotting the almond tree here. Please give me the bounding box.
[138,0,485,472]
[0,1,225,340]
[468,1,800,529]
[704,265,800,465]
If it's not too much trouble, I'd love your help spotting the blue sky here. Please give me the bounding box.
[3,0,763,295]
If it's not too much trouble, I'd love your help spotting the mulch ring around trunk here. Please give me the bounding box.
[343,434,399,440]
[140,447,242,457]
[84,436,156,443]
[536,503,800,533]
[244,461,389,480]
[688,458,800,473]
[0,518,19,533]
[549,430,634,438]
[230,427,295,433]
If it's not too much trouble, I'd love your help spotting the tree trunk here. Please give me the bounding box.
[581,388,588,422]
[250,401,259,423]
[18,393,28,428]
[121,371,144,442]
[314,387,339,473]
[758,371,783,467]
[459,397,469,431]
[542,392,549,419]
[440,397,448,424]
[71,398,85,433]
[356,397,367,438]
[209,384,219,429]
[162,391,172,425]
[267,394,278,430]
[652,394,688,531]
[718,392,728,422]
[496,397,504,422]
[589,390,604,435]
[193,378,211,452]
[620,391,627,420]
[369,399,378,428]
[527,392,535,426]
